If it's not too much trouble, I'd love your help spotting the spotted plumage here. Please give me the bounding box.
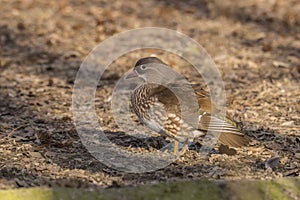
[127,57,250,155]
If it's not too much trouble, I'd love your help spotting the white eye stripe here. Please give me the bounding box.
[140,65,146,70]
[198,112,207,121]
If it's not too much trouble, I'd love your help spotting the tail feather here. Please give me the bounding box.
[218,132,251,147]
[198,113,251,147]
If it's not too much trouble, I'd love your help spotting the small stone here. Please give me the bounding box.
[265,157,280,169]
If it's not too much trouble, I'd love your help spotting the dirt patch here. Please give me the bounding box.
[0,0,299,189]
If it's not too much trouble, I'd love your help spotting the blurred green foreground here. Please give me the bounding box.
[0,177,299,200]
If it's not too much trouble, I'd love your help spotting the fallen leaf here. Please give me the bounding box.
[281,121,295,126]
[272,61,289,68]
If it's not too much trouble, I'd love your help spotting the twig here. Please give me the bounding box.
[6,124,27,138]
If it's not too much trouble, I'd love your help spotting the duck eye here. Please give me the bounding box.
[140,65,146,70]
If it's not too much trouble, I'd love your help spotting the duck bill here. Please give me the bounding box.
[125,70,138,79]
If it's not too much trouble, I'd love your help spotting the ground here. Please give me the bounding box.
[0,0,299,189]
